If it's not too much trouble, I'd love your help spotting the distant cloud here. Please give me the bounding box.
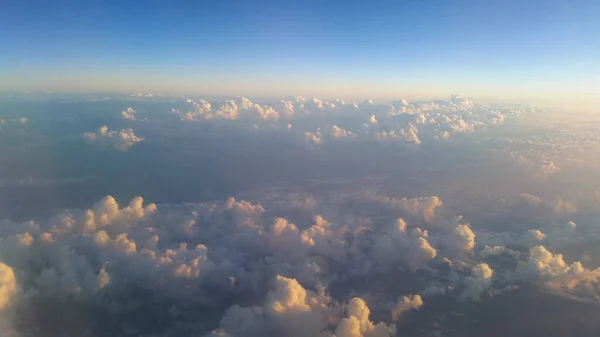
[172,95,533,145]
[366,192,443,221]
[304,129,323,145]
[83,125,144,151]
[121,107,136,120]
[330,125,355,138]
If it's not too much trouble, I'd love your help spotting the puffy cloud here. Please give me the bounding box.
[517,246,600,298]
[0,191,454,336]
[374,124,421,144]
[19,117,27,124]
[304,129,323,145]
[479,245,519,259]
[181,97,279,121]
[331,125,355,138]
[460,263,493,300]
[1,185,593,335]
[391,294,423,320]
[335,298,396,337]
[0,263,18,311]
[83,125,145,151]
[213,275,395,337]
[121,107,136,120]
[452,224,476,252]
[367,219,438,272]
[515,156,562,180]
[366,193,443,221]
[478,229,546,250]
[450,93,472,106]
[171,94,532,145]
[440,219,476,257]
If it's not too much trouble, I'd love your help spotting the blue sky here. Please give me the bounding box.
[1,0,599,106]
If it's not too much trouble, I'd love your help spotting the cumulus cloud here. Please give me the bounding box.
[517,246,600,298]
[0,194,442,335]
[212,275,395,337]
[478,229,546,250]
[83,125,144,151]
[331,125,355,138]
[439,219,476,257]
[304,129,323,145]
[171,94,533,146]
[366,193,443,221]
[0,184,598,336]
[391,294,423,320]
[515,156,562,180]
[460,263,493,300]
[0,263,18,311]
[181,97,279,121]
[121,107,136,120]
[374,124,421,144]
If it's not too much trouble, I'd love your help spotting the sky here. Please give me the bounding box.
[4,14,600,332]
[1,0,600,106]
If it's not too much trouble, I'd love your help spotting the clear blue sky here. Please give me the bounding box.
[1,0,599,106]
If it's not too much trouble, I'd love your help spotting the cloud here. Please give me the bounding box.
[304,129,323,145]
[331,125,355,138]
[182,97,280,121]
[439,219,476,257]
[391,294,423,320]
[212,275,395,337]
[83,125,145,151]
[374,124,421,144]
[170,95,534,146]
[121,107,136,120]
[517,246,600,299]
[0,263,18,311]
[460,263,493,300]
[514,156,562,180]
[366,193,443,221]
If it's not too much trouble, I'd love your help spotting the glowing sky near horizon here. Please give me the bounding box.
[1,0,599,107]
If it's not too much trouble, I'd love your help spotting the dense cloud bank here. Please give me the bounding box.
[3,93,600,336]
[0,190,597,336]
[174,95,531,145]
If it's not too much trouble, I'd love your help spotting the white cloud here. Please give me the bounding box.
[391,294,423,320]
[331,125,355,138]
[83,125,145,151]
[374,124,421,144]
[517,245,600,298]
[460,263,493,300]
[366,192,443,221]
[182,97,280,121]
[441,220,476,257]
[0,262,18,311]
[171,95,534,145]
[304,129,323,145]
[212,275,395,337]
[121,107,136,120]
